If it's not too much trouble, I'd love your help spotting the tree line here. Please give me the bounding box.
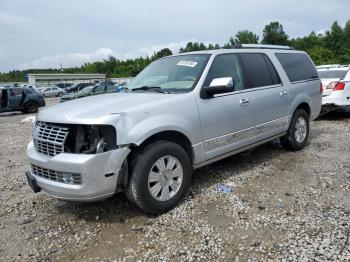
[1,20,349,83]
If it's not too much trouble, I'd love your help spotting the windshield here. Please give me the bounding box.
[69,83,79,88]
[79,85,94,94]
[318,70,348,79]
[127,54,210,93]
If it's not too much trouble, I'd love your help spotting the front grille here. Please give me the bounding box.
[31,164,82,185]
[33,121,69,157]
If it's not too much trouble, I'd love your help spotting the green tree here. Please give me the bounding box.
[262,22,289,45]
[324,21,344,59]
[227,30,259,47]
[151,48,173,60]
[179,42,208,53]
[339,20,350,63]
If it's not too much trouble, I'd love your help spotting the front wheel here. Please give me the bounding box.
[126,141,191,214]
[280,109,309,151]
[58,92,63,97]
[24,102,39,113]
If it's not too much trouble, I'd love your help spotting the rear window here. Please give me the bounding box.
[239,53,281,89]
[275,53,318,83]
[317,70,348,79]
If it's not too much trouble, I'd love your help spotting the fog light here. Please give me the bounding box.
[62,173,74,184]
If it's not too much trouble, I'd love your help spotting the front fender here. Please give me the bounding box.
[119,114,200,146]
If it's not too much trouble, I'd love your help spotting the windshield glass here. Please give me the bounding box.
[318,70,348,79]
[79,85,94,94]
[127,54,210,93]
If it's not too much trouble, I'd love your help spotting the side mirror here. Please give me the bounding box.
[204,77,234,96]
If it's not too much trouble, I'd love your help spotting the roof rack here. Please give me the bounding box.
[233,44,293,50]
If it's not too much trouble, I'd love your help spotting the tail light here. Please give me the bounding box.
[320,83,323,94]
[334,82,345,91]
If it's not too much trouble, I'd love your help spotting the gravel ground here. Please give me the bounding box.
[1,98,350,261]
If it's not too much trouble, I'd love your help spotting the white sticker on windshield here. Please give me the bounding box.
[177,60,198,67]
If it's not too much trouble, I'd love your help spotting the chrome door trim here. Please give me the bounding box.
[203,116,289,152]
[212,84,283,98]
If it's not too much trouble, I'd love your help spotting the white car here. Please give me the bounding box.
[41,87,66,97]
[318,66,350,111]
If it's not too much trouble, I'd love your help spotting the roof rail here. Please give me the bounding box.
[233,44,293,50]
[316,64,348,69]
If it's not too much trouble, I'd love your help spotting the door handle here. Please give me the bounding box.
[239,98,250,105]
[280,90,288,96]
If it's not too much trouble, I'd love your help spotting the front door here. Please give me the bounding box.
[196,53,288,160]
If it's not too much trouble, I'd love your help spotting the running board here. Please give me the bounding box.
[193,133,286,169]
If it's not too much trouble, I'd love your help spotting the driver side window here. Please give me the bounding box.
[204,54,244,91]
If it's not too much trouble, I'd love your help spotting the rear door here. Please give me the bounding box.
[237,52,289,139]
[51,87,59,96]
[9,88,23,109]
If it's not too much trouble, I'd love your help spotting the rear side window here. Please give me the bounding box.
[275,53,318,83]
[239,53,281,89]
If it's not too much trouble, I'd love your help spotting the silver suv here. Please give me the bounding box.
[26,44,322,214]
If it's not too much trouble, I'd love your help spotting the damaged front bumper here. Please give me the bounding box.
[26,141,130,201]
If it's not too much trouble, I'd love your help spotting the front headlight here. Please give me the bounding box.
[64,125,117,154]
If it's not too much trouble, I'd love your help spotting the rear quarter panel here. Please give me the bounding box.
[268,50,321,121]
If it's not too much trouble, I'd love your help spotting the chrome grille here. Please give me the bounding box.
[31,164,82,185]
[33,121,69,157]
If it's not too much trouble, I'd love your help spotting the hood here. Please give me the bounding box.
[37,92,175,124]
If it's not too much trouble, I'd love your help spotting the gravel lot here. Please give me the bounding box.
[1,97,350,261]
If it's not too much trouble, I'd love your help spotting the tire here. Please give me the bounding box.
[24,102,39,113]
[58,92,63,97]
[280,109,309,151]
[126,141,192,214]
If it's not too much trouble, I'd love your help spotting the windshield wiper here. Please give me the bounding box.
[131,86,169,94]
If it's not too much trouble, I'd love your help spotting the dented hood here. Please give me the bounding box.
[37,92,173,124]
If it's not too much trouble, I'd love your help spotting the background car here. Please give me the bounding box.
[0,87,45,113]
[41,86,66,97]
[317,65,350,112]
[56,83,73,89]
[65,82,93,93]
[60,83,121,102]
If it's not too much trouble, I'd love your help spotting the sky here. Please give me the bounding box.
[0,0,349,72]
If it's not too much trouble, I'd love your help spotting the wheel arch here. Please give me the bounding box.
[118,130,194,192]
[128,130,194,165]
[295,102,311,117]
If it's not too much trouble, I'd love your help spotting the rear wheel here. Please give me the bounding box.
[280,109,309,151]
[126,141,191,214]
[24,102,38,113]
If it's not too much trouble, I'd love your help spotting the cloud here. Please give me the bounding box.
[137,40,198,57]
[0,11,39,31]
[1,0,349,72]
[18,40,198,70]
[19,48,118,69]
